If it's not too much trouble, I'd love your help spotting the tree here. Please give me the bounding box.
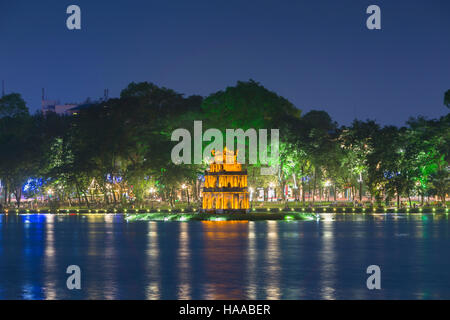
[0,93,29,118]
[0,113,38,207]
[297,111,338,204]
[444,89,450,109]
[0,84,447,210]
[0,93,34,207]
[202,80,301,201]
[428,169,449,205]
[406,115,449,205]
[202,79,300,130]
[340,120,380,203]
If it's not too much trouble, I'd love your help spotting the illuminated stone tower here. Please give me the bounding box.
[202,148,249,213]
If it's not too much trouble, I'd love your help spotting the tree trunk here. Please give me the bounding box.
[14,187,22,208]
[83,192,90,208]
[76,188,82,206]
[3,183,7,205]
[312,170,316,205]
[301,179,305,205]
[359,180,362,202]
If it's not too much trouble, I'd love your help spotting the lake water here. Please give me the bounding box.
[0,213,449,300]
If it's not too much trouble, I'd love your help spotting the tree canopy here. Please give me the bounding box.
[0,82,448,209]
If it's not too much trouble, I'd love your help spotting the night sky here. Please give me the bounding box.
[1,0,449,125]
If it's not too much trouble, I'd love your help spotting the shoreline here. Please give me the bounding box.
[0,206,447,215]
[0,210,448,222]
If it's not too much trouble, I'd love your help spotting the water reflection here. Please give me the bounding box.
[21,214,45,299]
[85,215,103,299]
[146,222,160,299]
[246,222,257,299]
[102,215,117,300]
[0,213,448,299]
[319,220,336,299]
[43,214,56,299]
[265,221,281,299]
[202,221,248,299]
[177,223,191,299]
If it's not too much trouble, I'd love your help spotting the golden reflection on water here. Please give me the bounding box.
[265,221,281,299]
[85,215,102,299]
[202,221,248,299]
[246,221,257,299]
[103,215,117,299]
[146,221,160,299]
[44,214,56,299]
[319,220,336,300]
[104,214,114,224]
[177,222,191,299]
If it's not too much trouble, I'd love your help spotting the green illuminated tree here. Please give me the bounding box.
[340,120,379,203]
[444,89,450,109]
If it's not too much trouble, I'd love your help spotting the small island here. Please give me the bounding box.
[125,211,317,222]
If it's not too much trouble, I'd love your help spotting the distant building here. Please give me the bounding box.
[41,99,58,114]
[41,89,108,116]
[42,99,78,115]
[66,103,95,116]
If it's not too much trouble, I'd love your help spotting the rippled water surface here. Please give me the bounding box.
[0,213,449,299]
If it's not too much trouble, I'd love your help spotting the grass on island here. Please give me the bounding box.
[125,211,317,222]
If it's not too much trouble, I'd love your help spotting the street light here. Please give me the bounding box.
[149,187,156,210]
[181,184,189,205]
[46,188,53,202]
[324,180,331,202]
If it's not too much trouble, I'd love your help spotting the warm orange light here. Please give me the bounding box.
[202,148,249,212]
[201,220,249,224]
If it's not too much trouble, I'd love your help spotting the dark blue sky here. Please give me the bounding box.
[1,0,449,125]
